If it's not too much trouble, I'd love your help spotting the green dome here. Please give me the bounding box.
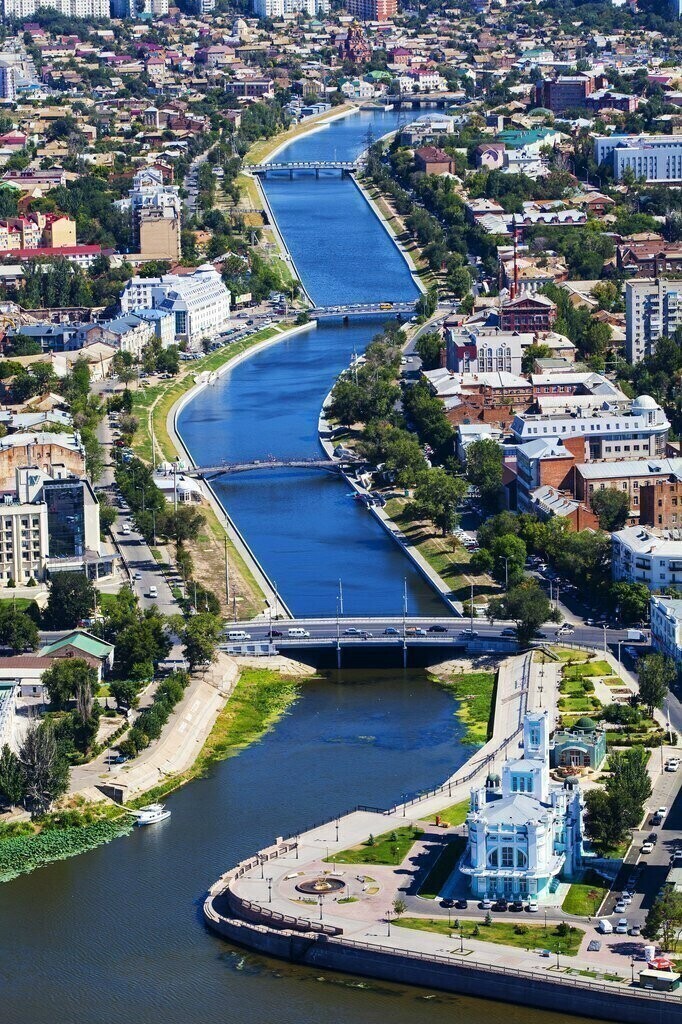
[574,716,597,732]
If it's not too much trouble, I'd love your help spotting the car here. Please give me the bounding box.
[615,918,628,934]
[641,841,655,854]
[480,898,493,910]
[440,898,455,909]
[621,892,633,904]
[406,627,427,636]
[459,628,479,638]
[671,850,682,865]
[492,899,508,912]
[666,758,680,772]
[269,629,283,637]
[587,939,602,952]
[614,901,627,914]
[148,586,158,599]
[360,631,373,639]
[121,525,131,535]
[652,813,663,826]
[646,832,658,845]
[657,806,669,819]
[133,571,141,580]
[630,924,642,936]
[556,625,575,636]
[527,897,539,913]
[509,901,524,913]
[343,628,361,636]
[501,627,517,637]
[428,624,449,633]
[384,627,400,635]
[455,899,468,910]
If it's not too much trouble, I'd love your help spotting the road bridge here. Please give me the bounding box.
[186,456,361,481]
[245,160,360,178]
[310,301,417,320]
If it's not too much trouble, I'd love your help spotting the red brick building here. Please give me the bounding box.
[414,146,454,176]
[500,294,557,333]
[640,477,682,529]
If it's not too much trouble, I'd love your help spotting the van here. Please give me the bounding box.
[227,630,251,641]
[287,627,310,638]
[597,919,613,934]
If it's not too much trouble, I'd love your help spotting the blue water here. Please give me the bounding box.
[179,110,442,618]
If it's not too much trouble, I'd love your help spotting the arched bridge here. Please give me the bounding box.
[187,456,361,480]
[311,301,417,320]
[245,160,361,177]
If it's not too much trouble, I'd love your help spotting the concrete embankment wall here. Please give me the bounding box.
[204,908,680,1024]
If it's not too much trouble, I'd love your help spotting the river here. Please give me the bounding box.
[178,109,443,617]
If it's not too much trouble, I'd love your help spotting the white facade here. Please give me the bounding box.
[595,134,682,183]
[613,526,682,590]
[460,711,583,901]
[651,595,682,666]
[625,278,682,364]
[120,265,231,346]
[3,0,109,16]
[252,0,327,16]
[0,63,16,102]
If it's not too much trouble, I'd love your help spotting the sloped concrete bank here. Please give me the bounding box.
[203,908,678,1024]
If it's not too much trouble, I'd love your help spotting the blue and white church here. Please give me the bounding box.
[460,711,584,902]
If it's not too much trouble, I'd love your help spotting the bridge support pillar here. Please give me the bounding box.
[402,642,407,669]
[315,167,319,179]
[289,169,293,180]
[336,642,342,669]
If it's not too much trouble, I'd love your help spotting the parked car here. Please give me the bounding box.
[666,758,680,772]
[630,923,642,936]
[440,898,455,909]
[641,841,655,854]
[480,898,493,910]
[613,901,627,914]
[527,897,539,913]
[615,918,629,934]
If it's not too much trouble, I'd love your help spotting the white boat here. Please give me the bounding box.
[131,803,171,826]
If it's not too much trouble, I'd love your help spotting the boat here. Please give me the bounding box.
[131,803,171,826]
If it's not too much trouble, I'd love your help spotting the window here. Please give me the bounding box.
[488,849,498,867]
[501,847,514,868]
[516,850,527,868]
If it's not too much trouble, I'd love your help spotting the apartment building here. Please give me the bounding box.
[500,294,557,333]
[120,265,231,345]
[612,526,682,590]
[625,278,682,364]
[651,595,682,667]
[575,458,682,519]
[0,63,16,102]
[120,168,181,262]
[535,75,594,114]
[3,0,109,17]
[346,0,396,19]
[595,134,682,183]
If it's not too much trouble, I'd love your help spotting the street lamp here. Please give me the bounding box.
[459,930,464,953]
[267,878,272,903]
[602,624,607,656]
[335,819,339,843]
[631,959,635,984]
[556,945,561,969]
[402,792,407,817]
[318,894,324,921]
[387,910,392,937]
[544,909,547,935]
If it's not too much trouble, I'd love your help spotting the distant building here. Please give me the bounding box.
[0,63,16,102]
[120,168,181,262]
[625,278,682,364]
[500,294,557,333]
[595,134,682,183]
[252,0,328,16]
[651,594,682,666]
[612,525,682,590]
[346,0,396,19]
[120,265,231,346]
[2,0,108,16]
[535,75,594,114]
[459,711,583,902]
[414,146,453,175]
[551,718,607,771]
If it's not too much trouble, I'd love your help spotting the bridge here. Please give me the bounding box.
[245,160,361,178]
[186,456,361,481]
[218,615,644,669]
[310,301,418,320]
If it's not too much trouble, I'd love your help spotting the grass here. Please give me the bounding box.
[418,836,466,899]
[383,498,500,605]
[128,668,307,808]
[562,879,608,917]
[325,825,423,866]
[563,661,612,680]
[558,696,603,714]
[396,918,585,956]
[551,649,591,663]
[427,799,470,826]
[433,670,497,745]
[0,597,37,611]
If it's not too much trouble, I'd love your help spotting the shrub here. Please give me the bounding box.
[556,921,571,937]
[118,738,137,759]
[514,924,528,935]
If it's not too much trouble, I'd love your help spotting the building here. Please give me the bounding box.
[414,146,453,176]
[252,0,329,15]
[651,595,682,667]
[2,0,109,16]
[459,711,583,902]
[595,135,682,183]
[575,458,682,520]
[0,434,85,492]
[446,328,531,376]
[612,525,682,590]
[551,718,607,771]
[535,75,594,114]
[120,265,231,346]
[500,294,557,333]
[0,63,16,102]
[346,0,396,20]
[120,168,181,262]
[617,241,682,278]
[625,279,682,364]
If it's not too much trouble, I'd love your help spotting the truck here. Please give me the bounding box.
[627,629,646,642]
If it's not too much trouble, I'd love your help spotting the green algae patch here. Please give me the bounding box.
[432,670,497,745]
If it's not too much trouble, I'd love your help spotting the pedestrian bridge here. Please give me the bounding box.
[187,456,361,480]
[245,160,361,177]
[311,301,417,320]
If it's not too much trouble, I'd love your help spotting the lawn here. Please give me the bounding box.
[326,826,423,866]
[427,799,470,826]
[563,661,612,680]
[562,879,608,917]
[0,597,37,611]
[396,918,584,956]
[434,670,497,745]
[558,696,603,714]
[418,836,466,899]
[552,649,591,663]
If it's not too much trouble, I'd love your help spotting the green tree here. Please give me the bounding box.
[637,653,675,717]
[18,721,69,817]
[0,608,39,652]
[644,888,682,951]
[42,658,98,711]
[44,572,96,629]
[406,468,466,535]
[0,743,25,807]
[109,678,139,711]
[590,488,630,531]
[487,579,551,647]
[606,746,653,833]
[465,438,503,507]
[609,581,650,625]
[490,534,526,588]
[415,331,443,370]
[182,612,222,670]
[584,788,621,849]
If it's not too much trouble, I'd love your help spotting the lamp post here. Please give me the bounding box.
[459,930,464,953]
[556,945,561,970]
[260,855,264,879]
[617,640,623,681]
[602,623,607,656]
[267,878,272,903]
[318,894,324,921]
[335,819,339,843]
[544,909,547,935]
[386,910,392,937]
[402,792,407,817]
[338,578,344,616]
[502,555,509,591]
[631,959,635,984]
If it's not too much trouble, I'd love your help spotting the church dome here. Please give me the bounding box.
[574,716,597,732]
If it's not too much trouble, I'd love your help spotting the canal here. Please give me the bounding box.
[178,109,443,617]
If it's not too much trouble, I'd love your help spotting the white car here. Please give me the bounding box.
[527,897,539,913]
[641,842,655,854]
[615,918,628,934]
[666,759,680,772]
[657,806,669,819]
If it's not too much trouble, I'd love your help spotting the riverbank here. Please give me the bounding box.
[247,103,358,165]
[352,174,427,295]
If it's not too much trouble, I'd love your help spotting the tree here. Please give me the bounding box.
[0,608,38,652]
[415,331,443,370]
[109,679,139,711]
[18,721,69,816]
[590,489,630,531]
[392,895,407,918]
[487,579,551,647]
[609,581,650,625]
[644,888,682,951]
[42,658,98,711]
[44,572,95,629]
[490,534,526,588]
[584,789,621,849]
[182,612,222,670]
[0,743,25,807]
[637,653,675,717]
[406,468,467,535]
[465,438,503,507]
[115,611,170,680]
[606,746,652,833]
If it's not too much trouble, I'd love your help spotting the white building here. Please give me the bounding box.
[3,0,108,17]
[120,265,231,346]
[118,167,181,260]
[651,595,682,667]
[252,0,328,16]
[595,134,682,183]
[612,525,682,590]
[625,278,682,364]
[459,711,583,902]
[0,63,16,102]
